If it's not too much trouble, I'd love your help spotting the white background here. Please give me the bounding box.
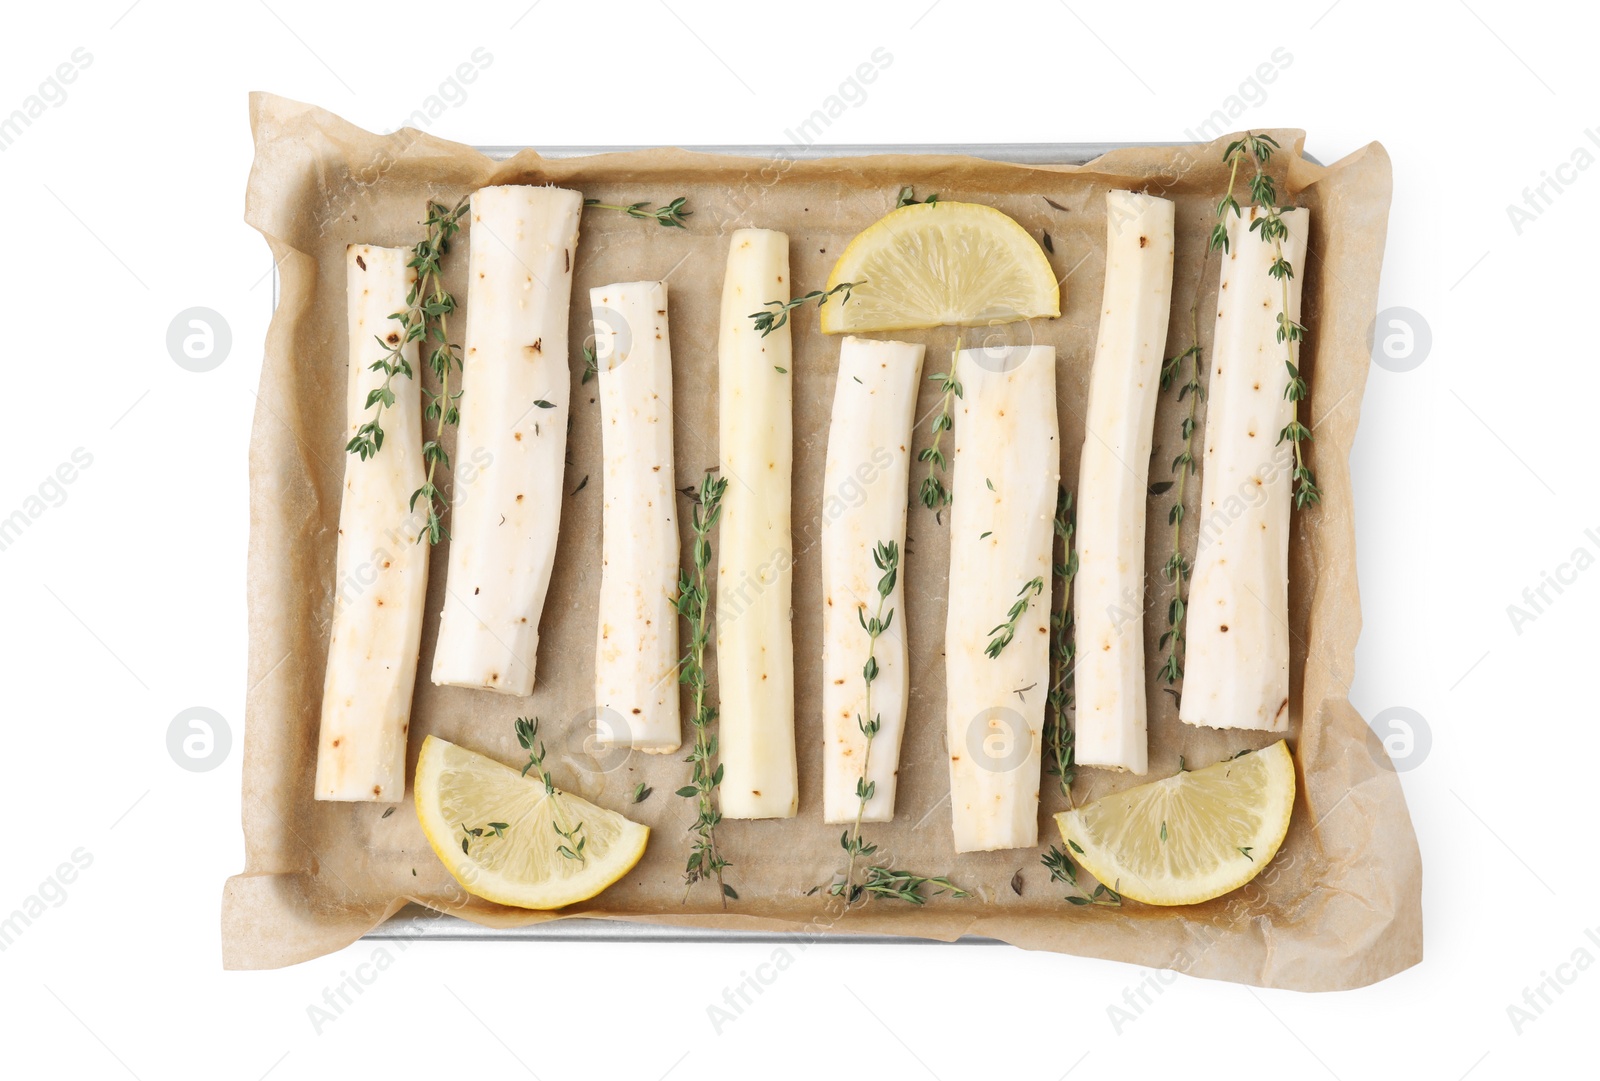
[0,0,1591,1077]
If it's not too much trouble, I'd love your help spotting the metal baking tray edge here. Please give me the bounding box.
[326,139,1316,946]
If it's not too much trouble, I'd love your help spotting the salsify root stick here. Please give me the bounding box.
[591,280,681,753]
[315,244,429,802]
[820,335,926,824]
[1180,205,1310,732]
[945,344,1059,852]
[717,228,798,820]
[431,185,583,696]
[1074,191,1176,775]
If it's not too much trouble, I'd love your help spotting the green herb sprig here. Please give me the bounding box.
[750,280,862,338]
[835,542,891,900]
[512,716,587,866]
[345,285,422,461]
[895,186,940,207]
[405,197,471,544]
[823,540,965,908]
[675,471,734,904]
[1043,844,1122,907]
[583,196,691,228]
[986,576,1045,659]
[346,199,466,471]
[858,867,966,904]
[918,337,964,514]
[1043,487,1079,802]
[459,820,508,855]
[1155,238,1213,688]
[1218,133,1320,509]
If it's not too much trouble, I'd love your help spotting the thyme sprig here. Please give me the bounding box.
[403,197,471,544]
[1219,133,1320,509]
[346,295,422,461]
[583,196,691,228]
[821,540,965,908]
[918,336,964,513]
[986,576,1045,659]
[833,541,895,905]
[346,200,466,465]
[751,280,862,338]
[459,820,508,855]
[859,867,966,904]
[895,186,940,207]
[1043,844,1122,907]
[1155,241,1213,688]
[513,716,587,866]
[675,471,734,903]
[1043,487,1079,802]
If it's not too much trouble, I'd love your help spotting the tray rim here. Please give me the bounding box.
[353,137,1315,948]
[478,141,1321,166]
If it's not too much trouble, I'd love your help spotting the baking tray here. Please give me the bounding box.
[265,139,1318,947]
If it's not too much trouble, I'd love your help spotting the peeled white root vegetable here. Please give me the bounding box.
[315,244,428,802]
[431,185,583,696]
[1180,206,1310,732]
[945,344,1059,852]
[820,336,926,824]
[716,228,798,820]
[1074,191,1176,775]
[591,281,681,753]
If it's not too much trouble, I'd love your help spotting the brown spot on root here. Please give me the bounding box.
[1274,698,1289,723]
[331,738,340,748]
[386,332,400,344]
[1139,236,1148,247]
[372,785,382,796]
[1220,625,1229,632]
[631,708,642,715]
[355,254,366,271]
[564,249,570,272]
[527,339,542,354]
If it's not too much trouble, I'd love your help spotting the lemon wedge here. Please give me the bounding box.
[820,201,1059,334]
[414,735,648,909]
[1053,740,1295,906]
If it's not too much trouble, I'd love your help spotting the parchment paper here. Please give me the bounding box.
[224,92,1421,990]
